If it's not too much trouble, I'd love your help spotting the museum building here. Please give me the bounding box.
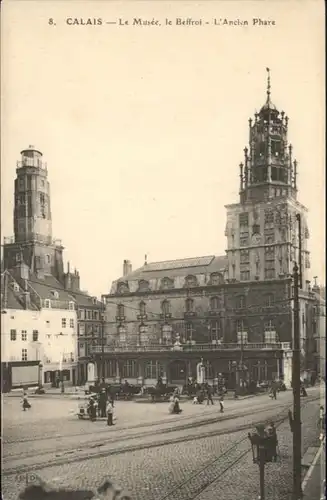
[91,72,323,389]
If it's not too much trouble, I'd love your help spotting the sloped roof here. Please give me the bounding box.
[116,254,228,282]
[69,290,103,309]
[26,273,73,302]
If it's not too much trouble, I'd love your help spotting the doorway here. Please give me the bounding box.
[168,360,187,384]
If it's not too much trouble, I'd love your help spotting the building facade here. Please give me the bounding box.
[92,71,321,390]
[2,146,102,389]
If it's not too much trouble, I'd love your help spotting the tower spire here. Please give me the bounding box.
[266,67,271,104]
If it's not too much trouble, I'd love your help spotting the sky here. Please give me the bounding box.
[1,0,325,297]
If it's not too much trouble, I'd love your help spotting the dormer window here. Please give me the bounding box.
[117,282,129,294]
[161,277,174,290]
[92,297,97,305]
[68,301,75,311]
[44,299,51,308]
[50,290,59,299]
[185,275,197,288]
[13,283,20,292]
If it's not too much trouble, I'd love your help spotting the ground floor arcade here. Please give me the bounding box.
[80,346,293,389]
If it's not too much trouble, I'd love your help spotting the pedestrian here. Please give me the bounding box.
[218,393,224,413]
[106,401,114,426]
[99,389,107,418]
[22,392,31,411]
[88,396,97,421]
[206,385,214,405]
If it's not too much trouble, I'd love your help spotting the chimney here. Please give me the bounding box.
[123,260,132,276]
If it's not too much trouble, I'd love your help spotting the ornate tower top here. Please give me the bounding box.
[239,69,298,204]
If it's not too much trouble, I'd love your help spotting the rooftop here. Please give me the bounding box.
[116,254,228,282]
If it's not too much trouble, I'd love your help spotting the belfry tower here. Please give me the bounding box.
[225,69,310,285]
[3,146,64,281]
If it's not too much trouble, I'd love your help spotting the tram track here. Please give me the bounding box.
[157,396,319,500]
[3,397,319,478]
[3,402,293,462]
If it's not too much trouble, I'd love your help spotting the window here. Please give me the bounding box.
[87,311,92,320]
[69,301,75,311]
[161,324,172,343]
[32,330,38,341]
[21,330,27,341]
[78,323,85,336]
[161,277,174,290]
[236,321,248,344]
[46,320,50,327]
[240,231,249,247]
[22,349,28,361]
[161,300,171,316]
[122,360,137,378]
[265,247,275,260]
[61,318,66,328]
[10,329,17,341]
[236,295,246,309]
[145,360,163,379]
[210,320,221,342]
[265,294,274,307]
[13,283,20,292]
[185,275,197,288]
[139,324,148,344]
[185,298,194,312]
[264,229,275,244]
[44,299,51,308]
[50,290,59,299]
[264,210,274,226]
[239,213,249,227]
[264,321,277,343]
[139,301,146,316]
[45,255,51,264]
[210,296,219,310]
[264,261,275,279]
[118,325,126,343]
[252,224,260,235]
[240,250,250,264]
[240,271,250,281]
[185,323,194,342]
[117,304,125,318]
[210,273,223,285]
[70,318,74,328]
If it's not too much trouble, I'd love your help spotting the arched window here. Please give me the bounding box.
[161,300,171,316]
[138,280,150,292]
[117,304,125,318]
[161,277,174,290]
[210,296,219,311]
[139,301,146,316]
[210,273,224,286]
[185,298,194,312]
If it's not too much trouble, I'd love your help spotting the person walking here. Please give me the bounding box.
[99,389,107,418]
[206,384,214,405]
[22,392,31,411]
[106,401,114,426]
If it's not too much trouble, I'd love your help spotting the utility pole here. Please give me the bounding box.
[101,296,105,380]
[292,259,302,499]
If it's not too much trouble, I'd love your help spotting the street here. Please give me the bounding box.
[2,387,323,500]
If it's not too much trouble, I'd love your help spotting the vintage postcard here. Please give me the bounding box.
[1,1,325,499]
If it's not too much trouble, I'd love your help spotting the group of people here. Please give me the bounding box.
[87,391,115,426]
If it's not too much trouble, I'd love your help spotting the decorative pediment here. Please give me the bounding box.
[208,272,224,286]
[137,279,151,292]
[160,277,175,290]
[184,275,198,288]
[116,281,129,294]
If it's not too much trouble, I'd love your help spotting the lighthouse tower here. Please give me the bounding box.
[3,146,64,281]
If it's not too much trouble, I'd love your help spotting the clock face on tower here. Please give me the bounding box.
[251,233,261,245]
